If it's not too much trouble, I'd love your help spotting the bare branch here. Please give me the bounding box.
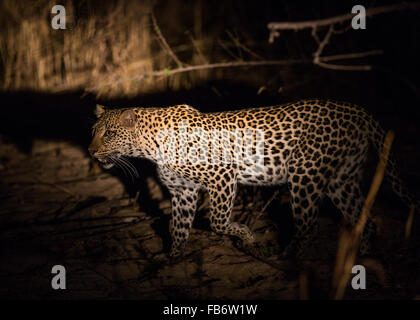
[315,50,384,71]
[148,59,308,77]
[86,47,386,93]
[274,6,386,72]
[268,2,420,71]
[86,58,309,92]
[312,25,334,64]
[268,2,420,34]
[311,25,378,71]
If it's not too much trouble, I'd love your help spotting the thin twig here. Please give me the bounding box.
[187,32,207,64]
[35,178,74,196]
[151,11,185,68]
[405,204,415,241]
[319,50,383,62]
[226,30,264,60]
[259,190,280,217]
[332,130,395,300]
[315,61,373,71]
[217,39,240,60]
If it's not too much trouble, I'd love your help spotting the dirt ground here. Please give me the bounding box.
[0,133,419,300]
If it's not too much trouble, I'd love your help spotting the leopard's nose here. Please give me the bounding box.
[88,145,97,157]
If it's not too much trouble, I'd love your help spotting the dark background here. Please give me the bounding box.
[0,0,419,300]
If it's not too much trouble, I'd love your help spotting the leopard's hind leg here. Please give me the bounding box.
[327,150,376,255]
[207,172,255,246]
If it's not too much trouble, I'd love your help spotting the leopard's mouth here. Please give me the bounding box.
[96,152,121,169]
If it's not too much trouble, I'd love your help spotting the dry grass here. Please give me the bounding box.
[332,130,395,299]
[0,0,216,98]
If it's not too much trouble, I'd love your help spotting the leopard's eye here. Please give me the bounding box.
[105,130,117,138]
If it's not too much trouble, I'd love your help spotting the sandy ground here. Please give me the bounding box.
[0,137,419,299]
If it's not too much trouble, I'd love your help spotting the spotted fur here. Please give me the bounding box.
[89,100,416,257]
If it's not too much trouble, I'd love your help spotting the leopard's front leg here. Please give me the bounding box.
[167,184,199,257]
[158,166,201,257]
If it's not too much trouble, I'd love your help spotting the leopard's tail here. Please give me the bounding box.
[367,114,418,211]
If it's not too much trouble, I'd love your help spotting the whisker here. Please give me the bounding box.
[119,156,139,178]
[108,156,131,180]
[120,158,138,182]
[112,156,136,183]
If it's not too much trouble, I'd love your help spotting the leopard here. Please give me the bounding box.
[88,99,417,258]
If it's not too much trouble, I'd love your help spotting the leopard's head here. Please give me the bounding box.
[88,105,137,169]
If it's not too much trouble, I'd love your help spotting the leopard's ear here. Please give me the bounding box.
[94,104,106,118]
[120,109,136,128]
